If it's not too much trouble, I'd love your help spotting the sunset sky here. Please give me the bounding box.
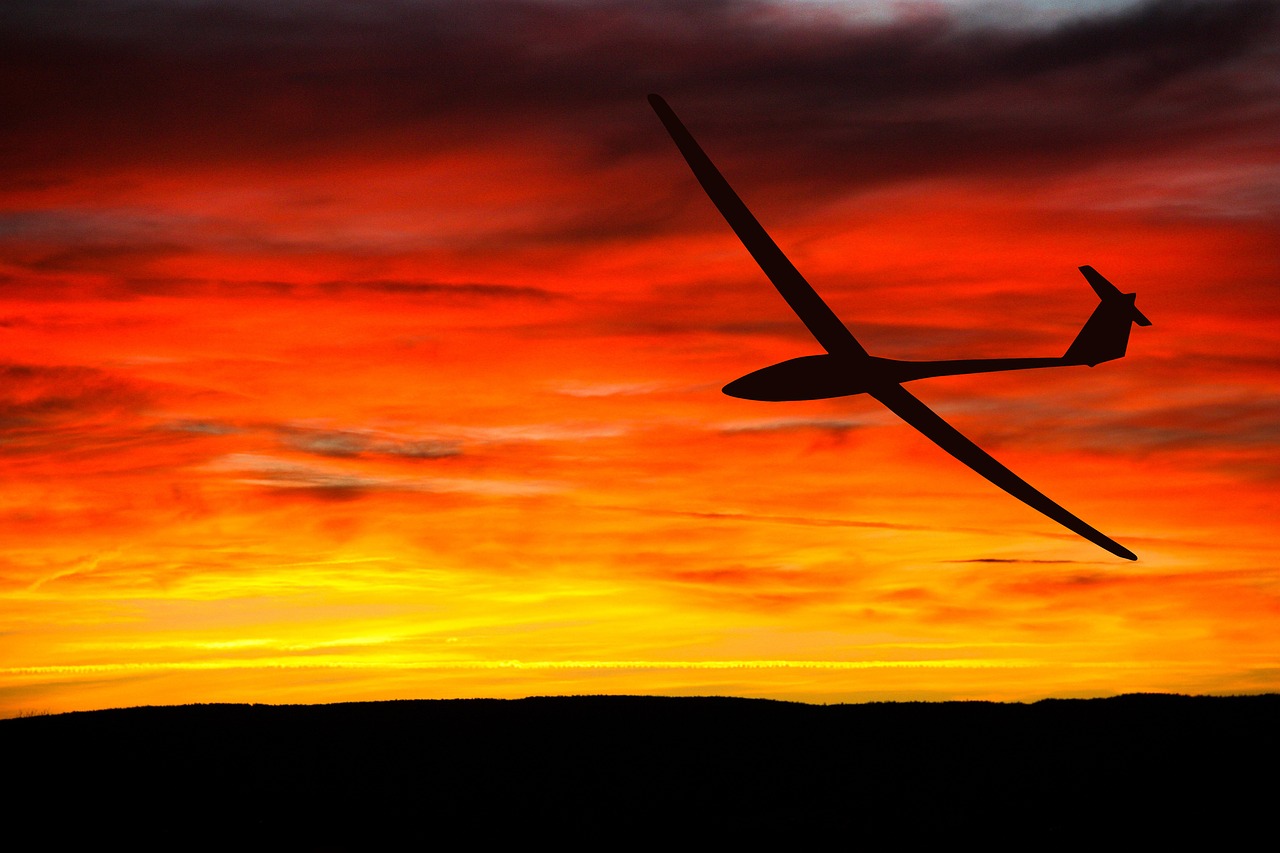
[3,0,1278,716]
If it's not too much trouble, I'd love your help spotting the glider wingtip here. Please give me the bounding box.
[1093,529,1136,560]
[647,93,667,109]
[1111,542,1138,561]
[1090,534,1136,560]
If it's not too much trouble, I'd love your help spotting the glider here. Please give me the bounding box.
[648,94,1150,560]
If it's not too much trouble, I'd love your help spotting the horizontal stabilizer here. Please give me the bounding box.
[1079,266,1151,325]
[1064,266,1152,366]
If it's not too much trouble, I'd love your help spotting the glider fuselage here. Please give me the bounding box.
[724,354,1073,401]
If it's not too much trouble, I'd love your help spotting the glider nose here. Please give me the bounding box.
[722,374,757,400]
[723,355,861,401]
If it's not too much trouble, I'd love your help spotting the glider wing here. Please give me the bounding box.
[869,383,1136,560]
[649,94,866,358]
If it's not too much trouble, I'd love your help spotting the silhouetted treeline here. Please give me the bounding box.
[5,694,1274,842]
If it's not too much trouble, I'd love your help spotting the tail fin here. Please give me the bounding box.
[1063,266,1152,366]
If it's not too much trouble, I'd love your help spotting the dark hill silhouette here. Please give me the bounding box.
[5,694,1275,842]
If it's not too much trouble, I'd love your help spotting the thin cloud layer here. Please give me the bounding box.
[275,424,461,459]
[207,452,558,497]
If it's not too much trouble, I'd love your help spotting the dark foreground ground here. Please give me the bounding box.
[5,694,1276,842]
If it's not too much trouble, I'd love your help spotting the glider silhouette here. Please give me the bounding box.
[648,94,1150,560]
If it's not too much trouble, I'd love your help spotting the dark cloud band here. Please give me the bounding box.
[3,0,1276,191]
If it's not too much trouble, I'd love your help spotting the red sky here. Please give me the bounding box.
[2,0,1278,715]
